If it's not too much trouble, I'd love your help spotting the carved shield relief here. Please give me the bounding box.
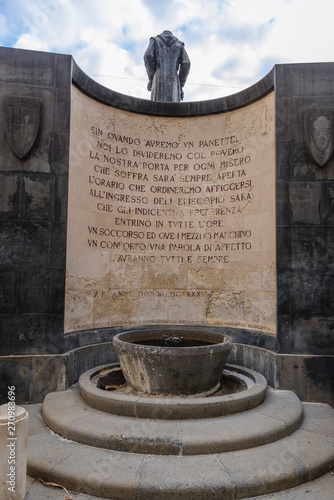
[304,108,334,166]
[5,96,41,159]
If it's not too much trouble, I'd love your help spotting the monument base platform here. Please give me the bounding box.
[24,365,334,500]
[25,471,334,500]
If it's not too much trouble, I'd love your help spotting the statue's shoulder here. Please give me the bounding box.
[155,32,184,48]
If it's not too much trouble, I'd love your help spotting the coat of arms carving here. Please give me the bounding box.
[304,107,334,167]
[4,96,41,159]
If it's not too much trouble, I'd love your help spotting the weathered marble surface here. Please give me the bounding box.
[65,88,276,334]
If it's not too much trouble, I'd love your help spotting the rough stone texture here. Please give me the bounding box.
[112,330,233,395]
[65,86,276,334]
[26,477,106,500]
[24,399,334,499]
[275,63,334,356]
[0,341,117,405]
[24,472,334,500]
[0,354,66,405]
[230,342,334,407]
[41,385,302,455]
[249,472,334,500]
[78,363,267,420]
[0,47,71,357]
[1,340,331,407]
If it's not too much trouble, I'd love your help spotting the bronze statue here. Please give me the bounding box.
[144,30,190,103]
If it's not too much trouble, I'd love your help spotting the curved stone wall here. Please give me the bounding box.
[65,65,277,336]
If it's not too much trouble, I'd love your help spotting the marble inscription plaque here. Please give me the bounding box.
[65,86,276,334]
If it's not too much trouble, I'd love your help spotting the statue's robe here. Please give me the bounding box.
[144,31,190,102]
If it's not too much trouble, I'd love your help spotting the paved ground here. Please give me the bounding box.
[250,471,334,499]
[26,477,105,499]
[25,472,334,499]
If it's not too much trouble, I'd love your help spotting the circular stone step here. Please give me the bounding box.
[26,402,334,500]
[42,386,303,455]
[79,363,267,420]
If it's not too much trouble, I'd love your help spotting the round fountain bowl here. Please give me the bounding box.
[112,329,233,396]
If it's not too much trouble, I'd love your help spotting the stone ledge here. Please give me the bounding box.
[78,363,267,420]
[72,60,274,117]
[24,472,334,500]
[25,403,334,499]
[2,341,333,407]
[42,385,302,455]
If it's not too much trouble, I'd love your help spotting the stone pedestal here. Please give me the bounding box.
[24,366,334,499]
[0,404,28,500]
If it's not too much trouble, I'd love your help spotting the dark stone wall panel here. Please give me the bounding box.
[275,63,334,99]
[321,181,334,223]
[289,270,331,317]
[55,54,73,89]
[289,182,323,225]
[231,343,333,407]
[21,174,54,220]
[54,175,68,222]
[0,46,71,355]
[51,132,70,176]
[0,220,50,267]
[291,225,334,271]
[50,222,67,267]
[289,316,334,355]
[50,268,66,315]
[0,267,17,315]
[0,355,66,405]
[55,88,71,132]
[0,48,61,87]
[275,142,292,182]
[0,314,64,355]
[276,181,291,226]
[17,267,51,314]
[0,358,32,404]
[276,271,291,316]
[276,353,334,406]
[276,63,334,355]
[0,174,21,218]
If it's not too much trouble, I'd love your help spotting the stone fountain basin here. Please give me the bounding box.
[112,329,233,396]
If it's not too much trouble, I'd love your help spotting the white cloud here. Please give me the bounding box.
[14,32,50,51]
[261,0,334,64]
[2,0,334,101]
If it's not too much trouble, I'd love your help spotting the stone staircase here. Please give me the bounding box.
[24,364,334,499]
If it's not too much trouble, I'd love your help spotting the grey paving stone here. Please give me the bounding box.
[24,393,334,499]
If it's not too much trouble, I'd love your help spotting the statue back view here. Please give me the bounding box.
[144,30,190,102]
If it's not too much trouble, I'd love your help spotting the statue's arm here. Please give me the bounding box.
[179,47,191,88]
[144,39,156,89]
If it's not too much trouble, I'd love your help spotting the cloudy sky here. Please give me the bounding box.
[1,0,333,101]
